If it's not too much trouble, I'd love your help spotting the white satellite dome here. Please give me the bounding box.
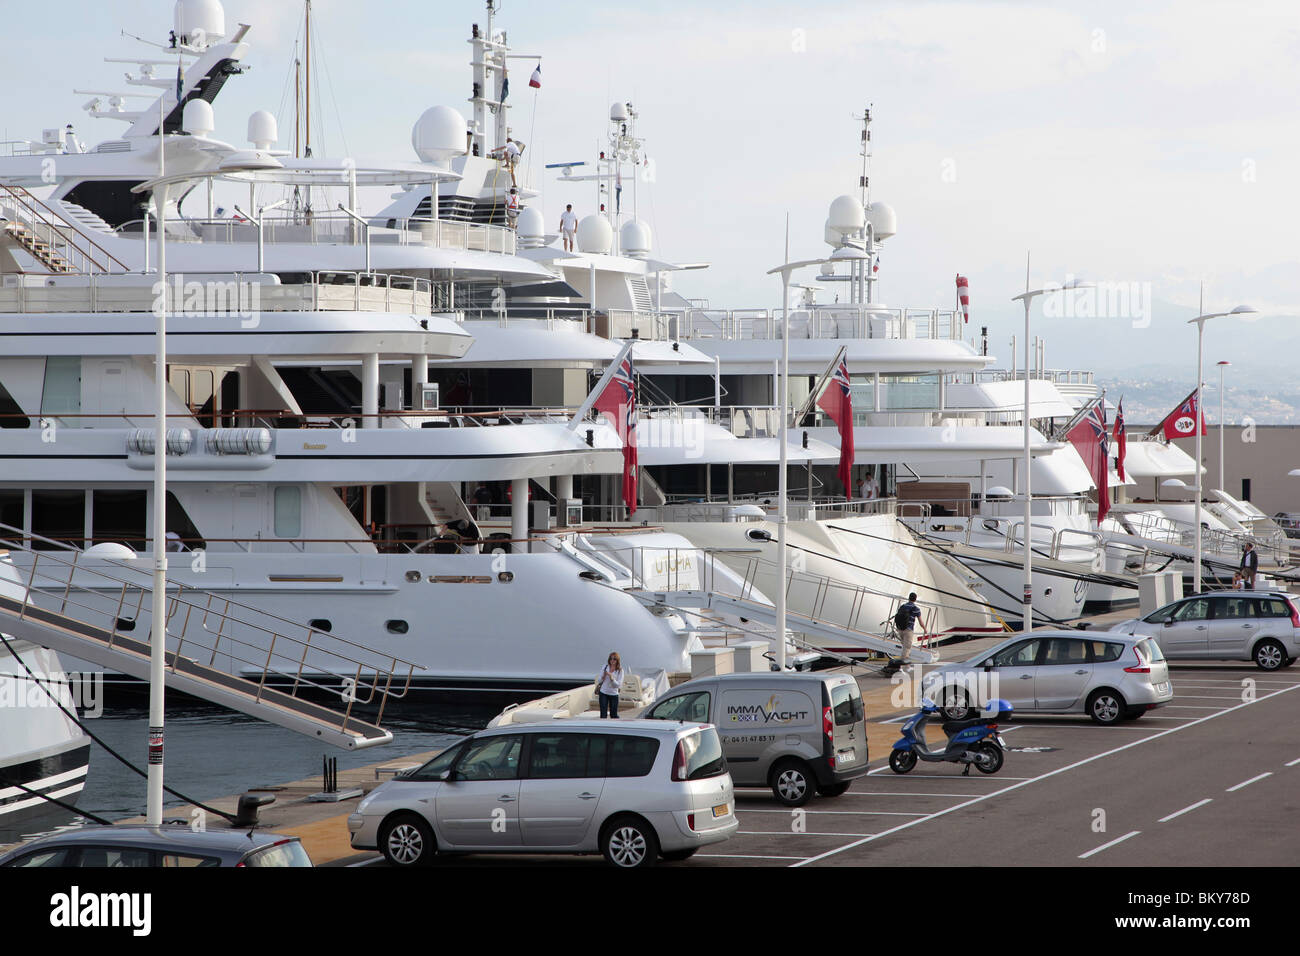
[174,0,226,46]
[867,201,897,240]
[247,110,278,150]
[183,99,215,138]
[577,214,613,255]
[620,219,652,258]
[609,101,629,123]
[516,205,545,248]
[84,542,138,560]
[412,106,468,163]
[827,194,866,237]
[823,217,840,248]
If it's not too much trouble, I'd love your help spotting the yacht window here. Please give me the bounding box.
[31,490,85,549]
[0,490,22,542]
[0,378,30,428]
[309,619,332,633]
[385,620,409,635]
[40,356,82,422]
[274,486,302,538]
[93,490,146,549]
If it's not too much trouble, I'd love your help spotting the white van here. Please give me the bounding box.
[644,672,868,806]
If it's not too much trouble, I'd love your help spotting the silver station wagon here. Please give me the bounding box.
[348,720,737,868]
[1111,590,1300,671]
[922,630,1173,725]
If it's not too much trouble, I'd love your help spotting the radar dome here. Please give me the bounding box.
[823,218,840,248]
[412,106,468,163]
[174,0,226,46]
[183,99,215,138]
[247,110,278,150]
[867,201,897,240]
[609,102,629,123]
[84,542,138,560]
[827,194,865,237]
[516,205,545,248]
[577,215,613,255]
[620,219,652,258]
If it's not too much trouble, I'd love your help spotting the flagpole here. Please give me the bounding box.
[777,215,790,672]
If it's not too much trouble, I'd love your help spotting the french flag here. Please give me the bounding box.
[529,64,542,89]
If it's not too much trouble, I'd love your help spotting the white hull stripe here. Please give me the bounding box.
[0,764,89,802]
[0,782,87,818]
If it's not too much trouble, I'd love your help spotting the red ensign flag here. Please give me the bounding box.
[817,357,855,498]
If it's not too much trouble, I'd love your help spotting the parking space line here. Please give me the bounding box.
[738,831,878,837]
[790,679,1300,867]
[863,773,1035,781]
[738,809,928,816]
[1286,757,1300,767]
[1226,772,1272,792]
[1158,798,1212,823]
[697,853,807,860]
[1170,694,1247,700]
[1161,705,1228,710]
[1079,830,1141,859]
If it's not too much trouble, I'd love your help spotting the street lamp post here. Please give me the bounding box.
[1217,360,1230,495]
[1188,306,1255,593]
[1011,275,1090,632]
[766,243,865,668]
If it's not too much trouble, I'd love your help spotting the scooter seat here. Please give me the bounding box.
[942,718,985,736]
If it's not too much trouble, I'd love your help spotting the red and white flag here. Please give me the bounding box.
[956,274,970,323]
[529,64,542,89]
[593,352,637,514]
[1067,399,1110,525]
[816,357,855,499]
[1113,399,1127,483]
[1153,389,1207,440]
[872,255,880,274]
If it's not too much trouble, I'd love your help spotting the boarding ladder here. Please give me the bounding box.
[0,184,129,275]
[586,544,938,663]
[0,525,420,750]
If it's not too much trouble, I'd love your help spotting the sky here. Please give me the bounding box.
[3,0,1299,382]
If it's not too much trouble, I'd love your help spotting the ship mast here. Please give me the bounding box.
[853,105,874,304]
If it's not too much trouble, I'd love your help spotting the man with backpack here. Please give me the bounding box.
[894,592,924,662]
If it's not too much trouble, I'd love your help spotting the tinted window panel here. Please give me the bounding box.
[831,682,863,726]
[1041,639,1090,665]
[456,735,523,781]
[605,735,660,777]
[584,734,607,778]
[1258,599,1291,618]
[3,848,69,867]
[161,853,221,868]
[75,846,152,868]
[1172,599,1211,622]
[990,640,1040,667]
[244,842,312,868]
[682,728,727,780]
[527,734,591,779]
[1216,596,1255,619]
[1088,641,1124,663]
[406,743,464,781]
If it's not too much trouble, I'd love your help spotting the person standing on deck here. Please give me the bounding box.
[895,593,923,662]
[597,652,624,718]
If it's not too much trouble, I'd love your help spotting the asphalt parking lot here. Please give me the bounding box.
[346,660,1300,868]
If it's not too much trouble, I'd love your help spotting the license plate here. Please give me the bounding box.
[1155,682,1170,694]
[837,750,855,765]
[712,803,729,818]
[995,734,1007,748]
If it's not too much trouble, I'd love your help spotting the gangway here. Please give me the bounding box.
[588,544,938,664]
[0,527,420,750]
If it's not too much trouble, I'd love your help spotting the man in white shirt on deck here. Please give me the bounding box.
[858,468,879,500]
[489,137,523,187]
[559,204,578,251]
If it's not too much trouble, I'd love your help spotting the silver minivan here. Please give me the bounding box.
[348,720,737,868]
[643,672,868,807]
[1111,590,1300,670]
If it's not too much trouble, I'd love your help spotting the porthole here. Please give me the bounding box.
[497,571,514,583]
[386,620,409,635]
[405,570,421,583]
[116,618,136,632]
[309,619,333,633]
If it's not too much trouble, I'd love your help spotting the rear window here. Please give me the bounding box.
[830,682,863,726]
[605,735,660,777]
[1136,638,1165,663]
[243,841,312,868]
[679,728,727,780]
[161,853,221,868]
[1258,598,1292,618]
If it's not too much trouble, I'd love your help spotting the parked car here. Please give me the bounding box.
[1110,590,1300,671]
[0,824,313,867]
[348,720,737,868]
[921,630,1172,725]
[643,672,868,807]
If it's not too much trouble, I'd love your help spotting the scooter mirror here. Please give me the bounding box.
[920,697,937,711]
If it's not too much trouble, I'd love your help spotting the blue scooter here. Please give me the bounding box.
[889,698,1011,775]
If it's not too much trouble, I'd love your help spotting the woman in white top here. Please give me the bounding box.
[597,652,624,719]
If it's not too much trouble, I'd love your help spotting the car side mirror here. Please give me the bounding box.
[1162,619,1174,627]
[438,770,451,781]
[982,661,995,670]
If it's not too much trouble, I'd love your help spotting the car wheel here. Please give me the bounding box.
[379,814,435,867]
[1253,639,1286,671]
[770,760,816,807]
[600,815,659,868]
[817,782,852,798]
[973,741,1003,774]
[889,749,918,774]
[660,848,699,862]
[1087,689,1126,726]
[939,689,973,722]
